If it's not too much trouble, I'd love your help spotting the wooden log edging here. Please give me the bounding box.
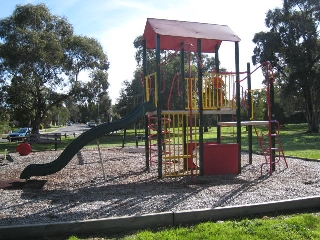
[1,195,320,240]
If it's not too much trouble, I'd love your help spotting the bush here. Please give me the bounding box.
[0,124,11,134]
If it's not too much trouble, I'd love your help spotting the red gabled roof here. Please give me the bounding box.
[143,18,241,53]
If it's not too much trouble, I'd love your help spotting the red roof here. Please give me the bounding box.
[143,18,241,53]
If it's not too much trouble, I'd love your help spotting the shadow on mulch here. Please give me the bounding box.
[0,179,47,190]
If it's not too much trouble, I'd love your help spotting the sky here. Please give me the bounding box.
[0,0,284,104]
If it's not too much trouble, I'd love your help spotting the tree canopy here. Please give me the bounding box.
[0,3,110,132]
[252,0,320,132]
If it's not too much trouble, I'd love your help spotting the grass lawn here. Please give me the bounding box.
[67,213,320,240]
[277,124,320,159]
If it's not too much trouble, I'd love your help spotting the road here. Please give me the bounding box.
[51,123,89,137]
[0,124,90,142]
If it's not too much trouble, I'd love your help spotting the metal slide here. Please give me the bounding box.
[20,101,156,179]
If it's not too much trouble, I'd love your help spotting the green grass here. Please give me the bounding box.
[204,123,320,160]
[66,213,320,240]
[278,124,320,159]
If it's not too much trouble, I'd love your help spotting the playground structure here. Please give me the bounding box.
[141,18,287,179]
[19,18,287,180]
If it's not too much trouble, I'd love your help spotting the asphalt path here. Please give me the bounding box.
[51,123,89,137]
[1,124,90,142]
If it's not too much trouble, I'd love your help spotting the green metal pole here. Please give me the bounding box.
[235,42,241,174]
[247,62,253,164]
[156,34,162,178]
[181,42,188,169]
[215,44,221,144]
[142,39,150,171]
[215,44,220,72]
[142,39,147,102]
[270,77,276,172]
[181,42,185,109]
[197,39,204,176]
[122,129,127,148]
[134,98,138,148]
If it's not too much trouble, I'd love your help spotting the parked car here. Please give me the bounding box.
[87,122,96,128]
[7,127,32,141]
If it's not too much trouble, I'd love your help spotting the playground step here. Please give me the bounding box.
[163,154,195,159]
[262,147,280,152]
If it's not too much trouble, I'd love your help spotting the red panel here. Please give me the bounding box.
[203,143,239,175]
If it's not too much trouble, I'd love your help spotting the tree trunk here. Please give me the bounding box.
[31,118,41,134]
[30,107,44,134]
[306,115,319,133]
[305,97,319,133]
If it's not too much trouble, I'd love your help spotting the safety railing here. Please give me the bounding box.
[185,72,236,110]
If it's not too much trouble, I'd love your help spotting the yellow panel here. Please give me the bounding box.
[185,73,236,111]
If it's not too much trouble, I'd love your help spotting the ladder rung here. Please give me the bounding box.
[262,148,280,151]
[163,154,195,159]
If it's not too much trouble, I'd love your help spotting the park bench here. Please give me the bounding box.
[25,133,62,150]
[8,136,28,142]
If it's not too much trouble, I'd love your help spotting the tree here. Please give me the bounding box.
[48,106,69,126]
[65,36,109,81]
[0,4,109,133]
[252,0,320,133]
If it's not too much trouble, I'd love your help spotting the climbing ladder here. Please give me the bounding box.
[254,120,288,175]
[148,111,200,177]
[148,115,171,166]
[162,111,199,177]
